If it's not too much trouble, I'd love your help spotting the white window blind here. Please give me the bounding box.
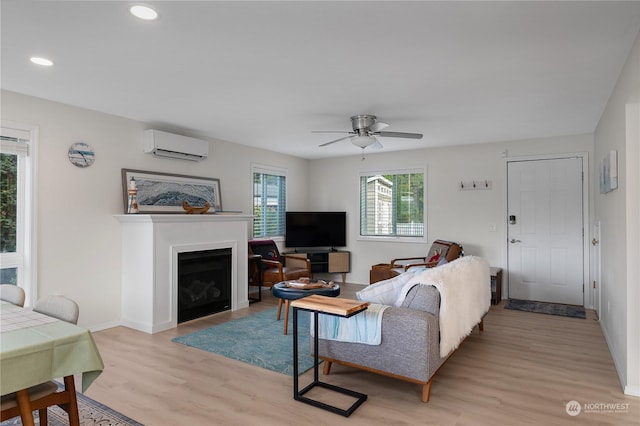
[252,165,286,238]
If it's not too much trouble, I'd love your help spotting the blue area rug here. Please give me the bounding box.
[505,299,586,319]
[172,307,314,375]
[1,382,143,426]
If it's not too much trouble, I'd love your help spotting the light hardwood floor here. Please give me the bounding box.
[87,284,639,425]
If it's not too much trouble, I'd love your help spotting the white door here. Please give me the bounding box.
[507,158,584,305]
[592,222,601,314]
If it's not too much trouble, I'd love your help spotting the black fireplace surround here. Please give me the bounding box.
[177,248,232,323]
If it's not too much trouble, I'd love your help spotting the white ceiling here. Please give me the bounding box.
[2,1,640,159]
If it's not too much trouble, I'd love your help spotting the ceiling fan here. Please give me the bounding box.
[313,115,423,150]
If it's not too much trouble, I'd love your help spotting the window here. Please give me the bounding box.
[1,124,35,299]
[252,165,286,238]
[360,168,425,239]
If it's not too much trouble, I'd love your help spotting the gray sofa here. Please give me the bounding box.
[316,284,484,403]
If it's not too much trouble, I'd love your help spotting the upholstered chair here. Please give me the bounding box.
[248,239,311,287]
[0,284,25,307]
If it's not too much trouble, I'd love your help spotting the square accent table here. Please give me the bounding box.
[291,295,369,417]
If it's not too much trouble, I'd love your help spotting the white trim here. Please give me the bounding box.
[503,152,590,306]
[251,162,287,177]
[600,320,628,394]
[250,163,287,239]
[357,165,428,244]
[0,120,38,307]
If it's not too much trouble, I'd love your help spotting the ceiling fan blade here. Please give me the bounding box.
[368,122,389,132]
[319,135,353,147]
[311,130,351,134]
[376,131,423,139]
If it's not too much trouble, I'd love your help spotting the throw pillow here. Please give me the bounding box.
[356,269,421,305]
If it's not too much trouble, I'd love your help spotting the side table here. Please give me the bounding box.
[248,254,263,303]
[271,282,340,335]
[291,295,369,417]
[490,267,502,305]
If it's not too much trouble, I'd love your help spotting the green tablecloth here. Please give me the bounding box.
[0,301,104,395]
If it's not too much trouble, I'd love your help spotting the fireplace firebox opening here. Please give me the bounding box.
[177,248,232,323]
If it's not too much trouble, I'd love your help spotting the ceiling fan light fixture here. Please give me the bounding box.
[351,135,377,148]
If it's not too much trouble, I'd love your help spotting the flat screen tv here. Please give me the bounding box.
[285,211,346,248]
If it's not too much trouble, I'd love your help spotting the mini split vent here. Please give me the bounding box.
[143,129,209,161]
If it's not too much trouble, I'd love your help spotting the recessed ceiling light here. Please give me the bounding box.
[30,57,54,67]
[130,5,158,20]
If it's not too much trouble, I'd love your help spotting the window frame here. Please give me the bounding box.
[0,121,38,306]
[251,163,287,241]
[358,166,427,243]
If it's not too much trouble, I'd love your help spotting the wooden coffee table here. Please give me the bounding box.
[290,295,369,417]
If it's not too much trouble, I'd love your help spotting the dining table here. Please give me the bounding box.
[0,300,105,423]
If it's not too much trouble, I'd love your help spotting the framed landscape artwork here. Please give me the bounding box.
[121,169,222,213]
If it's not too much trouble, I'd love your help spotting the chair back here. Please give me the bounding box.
[248,239,282,263]
[33,295,79,324]
[429,240,464,263]
[0,284,25,307]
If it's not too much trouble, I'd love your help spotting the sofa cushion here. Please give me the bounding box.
[401,284,440,316]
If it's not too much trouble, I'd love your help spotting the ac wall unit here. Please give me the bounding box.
[143,129,209,161]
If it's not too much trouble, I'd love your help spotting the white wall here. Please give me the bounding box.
[594,29,640,396]
[0,90,310,330]
[308,134,594,286]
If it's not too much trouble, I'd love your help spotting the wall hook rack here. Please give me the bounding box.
[459,179,492,191]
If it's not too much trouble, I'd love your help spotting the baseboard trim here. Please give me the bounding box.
[624,384,640,397]
[599,320,626,393]
[88,320,122,333]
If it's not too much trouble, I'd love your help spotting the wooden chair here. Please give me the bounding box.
[0,296,81,426]
[369,240,464,284]
[0,284,25,307]
[248,239,311,287]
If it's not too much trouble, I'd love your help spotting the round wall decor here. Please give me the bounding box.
[68,142,95,167]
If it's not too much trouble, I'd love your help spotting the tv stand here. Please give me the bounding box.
[285,249,350,283]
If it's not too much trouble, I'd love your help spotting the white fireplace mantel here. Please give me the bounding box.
[115,214,253,334]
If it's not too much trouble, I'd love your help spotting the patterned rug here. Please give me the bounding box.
[172,307,315,375]
[1,383,143,426]
[505,298,586,319]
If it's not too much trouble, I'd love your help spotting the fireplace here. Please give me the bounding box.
[178,248,232,323]
[116,214,252,334]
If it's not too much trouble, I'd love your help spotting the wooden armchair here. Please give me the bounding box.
[369,239,464,284]
[248,239,311,287]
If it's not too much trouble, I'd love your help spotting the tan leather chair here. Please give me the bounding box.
[369,240,464,284]
[248,239,311,287]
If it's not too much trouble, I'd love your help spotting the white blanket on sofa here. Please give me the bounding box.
[358,256,491,357]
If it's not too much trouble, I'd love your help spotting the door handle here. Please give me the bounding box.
[510,239,522,243]
[592,238,599,246]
